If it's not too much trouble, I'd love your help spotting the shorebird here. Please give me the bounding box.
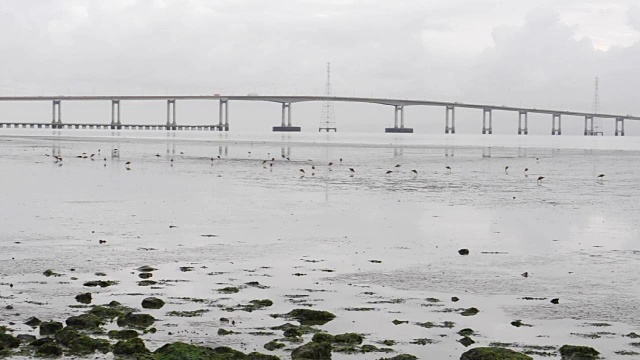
[524,168,529,177]
[281,154,285,159]
[125,161,131,170]
[537,176,545,184]
[597,174,605,179]
[90,154,95,160]
[411,170,418,176]
[311,165,316,170]
[155,154,161,157]
[505,166,509,174]
[286,157,290,161]
[395,164,401,168]
[299,169,305,175]
[340,158,343,163]
[262,160,267,165]
[446,166,452,173]
[328,162,334,166]
[386,170,393,176]
[217,155,221,159]
[349,168,355,173]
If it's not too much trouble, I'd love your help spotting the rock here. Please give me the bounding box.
[154,342,216,359]
[137,265,157,272]
[43,269,60,277]
[24,316,42,327]
[139,272,153,279]
[461,307,480,316]
[117,312,155,328]
[451,297,460,302]
[108,329,139,340]
[551,298,560,304]
[625,332,640,338]
[0,333,20,348]
[141,297,165,309]
[312,333,335,343]
[378,355,418,360]
[68,334,98,355]
[5,305,13,310]
[36,343,63,357]
[558,345,599,360]
[334,333,364,344]
[460,347,532,360]
[83,280,117,287]
[75,292,92,304]
[113,338,149,356]
[138,280,158,286]
[93,338,111,354]
[90,304,129,321]
[284,309,336,325]
[458,249,470,256]
[39,321,63,336]
[264,340,286,351]
[291,342,332,359]
[217,328,235,335]
[459,336,475,347]
[392,319,408,325]
[16,334,36,344]
[65,314,102,329]
[30,337,55,347]
[218,286,240,294]
[458,328,474,337]
[284,328,303,338]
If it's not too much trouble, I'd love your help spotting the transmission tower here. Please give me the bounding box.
[319,62,337,132]
[592,77,603,135]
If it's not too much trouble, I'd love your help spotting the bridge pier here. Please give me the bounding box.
[445,106,455,134]
[518,111,528,135]
[615,117,625,136]
[385,106,413,133]
[584,116,593,135]
[219,99,229,131]
[111,100,121,129]
[166,100,177,130]
[273,102,301,132]
[52,100,62,129]
[482,109,492,134]
[551,114,561,135]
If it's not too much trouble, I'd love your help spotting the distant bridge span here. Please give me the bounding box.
[0,95,634,135]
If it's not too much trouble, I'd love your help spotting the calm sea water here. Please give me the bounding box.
[1,130,639,359]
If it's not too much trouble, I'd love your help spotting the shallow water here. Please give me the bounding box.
[0,130,639,359]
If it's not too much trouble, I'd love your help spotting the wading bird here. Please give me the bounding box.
[395,164,401,168]
[537,176,545,184]
[328,162,334,166]
[411,170,418,176]
[349,168,355,173]
[386,170,393,176]
[262,160,267,165]
[446,166,452,173]
[299,169,305,175]
[524,168,529,177]
[155,154,161,157]
[505,166,509,174]
[312,165,316,170]
[598,174,605,179]
[125,161,131,170]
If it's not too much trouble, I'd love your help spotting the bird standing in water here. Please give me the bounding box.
[524,168,529,177]
[598,174,605,180]
[386,170,393,176]
[125,161,131,170]
[504,166,509,174]
[446,166,452,173]
[411,170,418,177]
[537,176,545,184]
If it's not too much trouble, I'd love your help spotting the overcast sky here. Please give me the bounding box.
[1,0,639,134]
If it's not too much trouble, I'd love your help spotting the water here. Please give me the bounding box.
[0,130,639,359]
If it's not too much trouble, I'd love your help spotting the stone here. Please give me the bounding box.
[65,314,102,329]
[460,347,532,360]
[24,316,42,327]
[558,345,599,360]
[75,293,92,304]
[458,249,470,256]
[39,321,63,336]
[117,312,155,328]
[113,338,149,356]
[36,343,63,357]
[283,309,336,325]
[291,342,332,359]
[141,297,165,309]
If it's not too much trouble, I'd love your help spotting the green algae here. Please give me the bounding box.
[278,309,336,326]
[117,312,155,328]
[558,345,599,359]
[39,321,63,336]
[291,342,331,359]
[108,329,139,340]
[167,309,209,317]
[218,287,240,294]
[461,307,480,316]
[83,280,117,288]
[141,297,165,309]
[460,347,533,360]
[264,340,286,351]
[113,338,149,356]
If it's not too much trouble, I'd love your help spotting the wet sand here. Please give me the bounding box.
[1,131,639,359]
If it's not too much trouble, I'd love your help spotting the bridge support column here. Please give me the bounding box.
[111,100,121,129]
[273,102,301,132]
[167,100,176,130]
[584,116,594,136]
[218,99,229,131]
[445,106,455,134]
[552,114,561,135]
[615,117,625,136]
[52,100,62,129]
[482,109,492,134]
[385,105,413,133]
[518,111,528,135]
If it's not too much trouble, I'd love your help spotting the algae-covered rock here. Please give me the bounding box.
[139,272,153,279]
[142,297,165,309]
[291,342,331,359]
[93,338,111,354]
[378,355,418,360]
[219,286,240,294]
[75,293,92,304]
[312,333,335,343]
[113,338,149,356]
[284,328,303,338]
[83,280,117,287]
[458,328,475,337]
[67,335,98,355]
[39,321,63,336]
[218,328,236,336]
[16,334,36,344]
[138,280,158,286]
[117,312,155,328]
[155,342,215,359]
[460,347,532,360]
[558,345,599,360]
[246,351,281,359]
[108,329,139,340]
[30,337,55,347]
[459,336,475,347]
[65,314,102,329]
[0,333,20,349]
[89,303,132,321]
[24,316,42,327]
[461,307,480,316]
[54,327,82,346]
[137,265,157,272]
[334,333,364,344]
[283,309,336,325]
[43,269,60,277]
[36,343,63,357]
[264,340,286,351]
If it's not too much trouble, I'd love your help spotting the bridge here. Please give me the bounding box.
[0,95,636,136]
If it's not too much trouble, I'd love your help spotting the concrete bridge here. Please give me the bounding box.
[0,95,636,135]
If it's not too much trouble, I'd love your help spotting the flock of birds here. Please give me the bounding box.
[45,149,607,184]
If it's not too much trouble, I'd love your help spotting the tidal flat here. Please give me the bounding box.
[0,131,639,359]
